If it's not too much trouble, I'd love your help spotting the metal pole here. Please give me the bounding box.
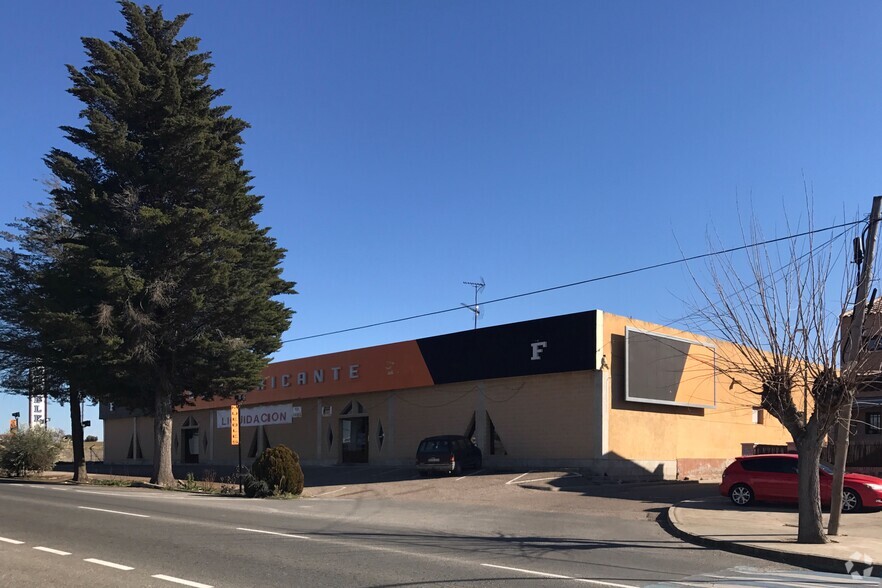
[236,395,244,495]
[829,195,882,535]
[238,436,243,494]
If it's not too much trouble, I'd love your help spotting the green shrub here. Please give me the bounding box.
[247,445,304,497]
[0,427,65,477]
[243,474,271,498]
[85,435,98,442]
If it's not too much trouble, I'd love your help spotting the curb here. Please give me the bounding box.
[662,505,880,578]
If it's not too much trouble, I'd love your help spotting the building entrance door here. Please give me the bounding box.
[341,417,369,463]
[182,417,200,464]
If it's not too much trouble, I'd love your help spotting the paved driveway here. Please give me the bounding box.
[299,466,721,519]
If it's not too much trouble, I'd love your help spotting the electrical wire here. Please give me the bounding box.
[282,219,864,345]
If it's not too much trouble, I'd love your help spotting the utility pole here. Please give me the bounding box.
[233,394,244,495]
[829,195,882,535]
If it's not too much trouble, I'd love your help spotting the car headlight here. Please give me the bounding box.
[864,483,882,491]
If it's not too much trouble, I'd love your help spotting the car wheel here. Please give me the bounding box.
[729,483,754,507]
[842,488,862,513]
[474,457,482,471]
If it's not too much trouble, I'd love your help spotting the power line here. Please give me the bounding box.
[281,219,864,345]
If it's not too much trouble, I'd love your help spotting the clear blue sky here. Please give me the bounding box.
[1,1,880,437]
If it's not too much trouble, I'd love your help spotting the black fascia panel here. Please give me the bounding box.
[416,311,597,385]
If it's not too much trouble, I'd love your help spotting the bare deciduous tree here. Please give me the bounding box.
[687,212,864,544]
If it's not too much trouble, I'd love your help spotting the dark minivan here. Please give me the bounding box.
[416,435,482,476]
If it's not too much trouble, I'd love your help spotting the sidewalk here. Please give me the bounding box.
[668,496,882,577]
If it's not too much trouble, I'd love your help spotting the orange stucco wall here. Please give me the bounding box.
[602,312,798,463]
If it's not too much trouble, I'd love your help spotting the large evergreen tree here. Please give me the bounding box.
[0,202,110,483]
[45,2,294,486]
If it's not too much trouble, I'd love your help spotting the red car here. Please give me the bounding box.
[720,454,882,513]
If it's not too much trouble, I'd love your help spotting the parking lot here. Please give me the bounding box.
[56,461,722,518]
[298,465,721,518]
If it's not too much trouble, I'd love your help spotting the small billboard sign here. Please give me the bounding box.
[230,405,240,446]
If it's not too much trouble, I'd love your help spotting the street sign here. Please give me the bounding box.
[29,393,47,427]
[230,404,240,446]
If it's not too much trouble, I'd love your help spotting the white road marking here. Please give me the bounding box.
[506,472,530,485]
[237,527,310,540]
[481,563,638,587]
[151,574,213,588]
[75,489,184,498]
[84,558,134,571]
[183,496,242,501]
[78,506,150,518]
[309,497,356,501]
[481,563,569,579]
[312,486,347,497]
[506,472,583,485]
[732,567,876,583]
[456,469,484,481]
[33,546,71,556]
[670,567,882,586]
[0,537,24,545]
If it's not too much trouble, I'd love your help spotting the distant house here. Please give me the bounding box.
[842,300,882,476]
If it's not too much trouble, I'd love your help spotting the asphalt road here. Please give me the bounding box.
[0,475,857,587]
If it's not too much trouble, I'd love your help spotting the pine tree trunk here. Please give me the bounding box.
[69,389,88,483]
[796,436,829,544]
[151,387,175,487]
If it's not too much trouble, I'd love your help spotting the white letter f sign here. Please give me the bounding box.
[531,341,547,361]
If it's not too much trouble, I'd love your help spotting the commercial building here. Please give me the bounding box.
[101,310,795,479]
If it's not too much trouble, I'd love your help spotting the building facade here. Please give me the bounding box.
[101,310,795,479]
[843,303,882,476]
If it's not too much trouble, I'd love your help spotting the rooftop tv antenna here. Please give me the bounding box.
[462,278,485,330]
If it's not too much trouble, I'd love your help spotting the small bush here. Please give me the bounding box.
[247,445,304,497]
[243,474,272,498]
[85,435,98,442]
[0,427,65,477]
[182,472,199,491]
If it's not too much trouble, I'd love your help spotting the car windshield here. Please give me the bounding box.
[418,440,451,453]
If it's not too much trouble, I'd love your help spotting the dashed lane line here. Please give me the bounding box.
[481,564,638,588]
[5,536,214,585]
[84,558,134,571]
[78,506,150,518]
[237,527,310,540]
[481,562,570,580]
[33,546,72,556]
[151,574,213,588]
[234,526,637,586]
